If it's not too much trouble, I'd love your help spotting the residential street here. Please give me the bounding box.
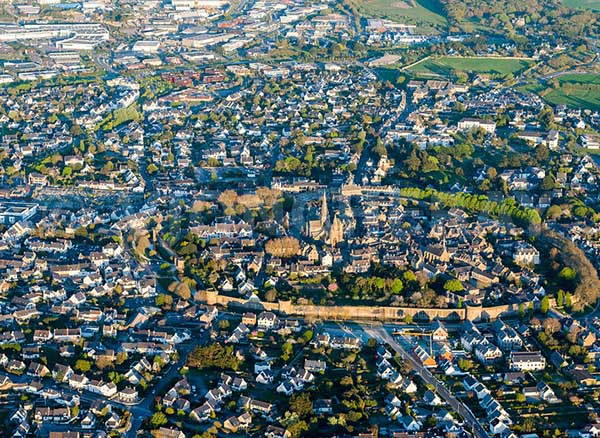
[363,325,491,438]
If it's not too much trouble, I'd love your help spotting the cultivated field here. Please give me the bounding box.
[563,0,600,10]
[406,56,534,79]
[523,73,600,110]
[347,0,447,29]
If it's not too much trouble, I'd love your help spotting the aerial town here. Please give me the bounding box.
[0,0,599,437]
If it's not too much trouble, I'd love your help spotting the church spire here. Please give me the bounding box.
[320,191,329,227]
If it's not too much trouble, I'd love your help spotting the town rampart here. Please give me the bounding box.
[198,290,527,322]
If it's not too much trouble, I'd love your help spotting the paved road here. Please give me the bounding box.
[124,344,194,437]
[539,53,599,81]
[364,326,491,438]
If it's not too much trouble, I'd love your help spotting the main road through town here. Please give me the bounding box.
[363,325,491,438]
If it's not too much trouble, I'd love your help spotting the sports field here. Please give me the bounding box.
[406,56,534,78]
[347,0,447,29]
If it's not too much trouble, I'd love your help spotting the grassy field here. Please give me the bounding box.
[406,56,534,78]
[522,73,600,110]
[348,0,447,30]
[563,0,600,10]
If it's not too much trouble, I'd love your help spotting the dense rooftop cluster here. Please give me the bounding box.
[0,0,599,436]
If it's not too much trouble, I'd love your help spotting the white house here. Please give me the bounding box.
[510,351,546,371]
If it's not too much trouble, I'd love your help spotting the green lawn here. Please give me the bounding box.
[563,0,600,10]
[348,0,447,30]
[521,73,600,110]
[406,56,534,78]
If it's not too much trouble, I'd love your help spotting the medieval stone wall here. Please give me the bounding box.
[197,290,526,322]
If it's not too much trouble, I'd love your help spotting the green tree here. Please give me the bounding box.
[403,271,417,282]
[150,411,168,428]
[540,295,550,314]
[287,420,309,438]
[281,342,293,361]
[391,278,404,294]
[62,166,73,177]
[565,292,572,309]
[546,205,561,219]
[188,343,241,370]
[535,144,549,163]
[289,392,313,418]
[519,303,526,319]
[373,138,387,157]
[538,106,555,130]
[74,227,88,239]
[75,359,91,372]
[541,174,556,190]
[301,330,313,343]
[559,267,577,282]
[444,279,464,292]
[458,358,474,371]
[147,163,159,174]
[404,149,421,173]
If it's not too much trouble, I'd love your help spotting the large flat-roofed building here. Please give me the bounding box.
[0,23,109,49]
[582,134,600,150]
[0,202,38,225]
[457,117,496,134]
[132,40,161,53]
[182,33,234,49]
[172,0,229,11]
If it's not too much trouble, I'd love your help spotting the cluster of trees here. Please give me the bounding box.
[339,276,404,299]
[188,257,227,288]
[176,239,203,258]
[167,279,193,301]
[274,156,312,177]
[335,267,433,305]
[265,237,301,258]
[406,288,448,308]
[97,104,141,132]
[398,187,542,226]
[132,231,152,259]
[402,147,447,175]
[556,289,573,309]
[187,343,241,371]
[217,187,282,215]
[458,358,475,371]
[155,293,173,308]
[536,317,592,364]
[390,136,481,183]
[443,0,598,42]
[548,199,600,222]
[280,392,314,436]
[539,230,600,311]
[75,359,91,373]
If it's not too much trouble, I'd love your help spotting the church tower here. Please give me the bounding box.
[329,212,344,246]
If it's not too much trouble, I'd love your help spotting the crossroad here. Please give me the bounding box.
[364,326,491,438]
